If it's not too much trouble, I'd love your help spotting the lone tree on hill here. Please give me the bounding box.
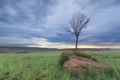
[65,12,90,49]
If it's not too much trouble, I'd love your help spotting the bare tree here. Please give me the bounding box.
[65,13,90,49]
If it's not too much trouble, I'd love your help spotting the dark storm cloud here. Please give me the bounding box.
[0,0,56,24]
[0,0,120,47]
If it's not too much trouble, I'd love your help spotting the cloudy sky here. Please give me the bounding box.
[0,0,120,48]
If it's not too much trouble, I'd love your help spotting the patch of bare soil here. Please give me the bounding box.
[63,55,107,72]
[92,53,102,57]
[22,56,31,60]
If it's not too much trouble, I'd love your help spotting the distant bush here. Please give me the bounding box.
[59,52,97,66]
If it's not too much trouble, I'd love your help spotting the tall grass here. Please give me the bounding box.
[0,51,120,80]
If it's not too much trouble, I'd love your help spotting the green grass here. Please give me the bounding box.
[0,51,120,80]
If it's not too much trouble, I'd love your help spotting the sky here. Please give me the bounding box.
[0,0,120,49]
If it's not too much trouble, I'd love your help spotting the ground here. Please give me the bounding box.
[0,51,120,80]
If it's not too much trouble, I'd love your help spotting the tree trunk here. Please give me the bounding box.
[75,36,78,49]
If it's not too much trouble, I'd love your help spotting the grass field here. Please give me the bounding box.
[0,51,120,80]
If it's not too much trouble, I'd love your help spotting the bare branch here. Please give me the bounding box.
[64,26,74,34]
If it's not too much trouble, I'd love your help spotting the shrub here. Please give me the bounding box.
[59,52,72,67]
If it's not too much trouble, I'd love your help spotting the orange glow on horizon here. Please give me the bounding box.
[38,44,120,49]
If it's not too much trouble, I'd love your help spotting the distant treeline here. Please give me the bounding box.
[0,46,58,53]
[60,48,120,52]
[0,46,120,53]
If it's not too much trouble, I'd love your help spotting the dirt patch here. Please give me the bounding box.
[63,55,107,72]
[22,56,31,60]
[92,53,102,57]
